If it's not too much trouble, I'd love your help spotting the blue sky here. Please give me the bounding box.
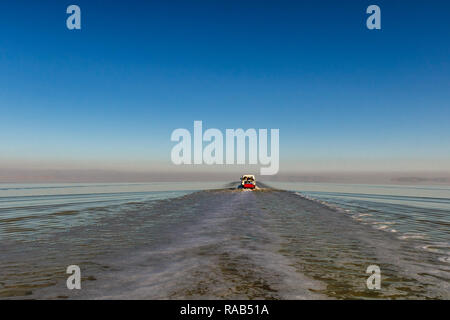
[0,0,449,176]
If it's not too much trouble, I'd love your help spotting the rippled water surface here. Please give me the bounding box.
[0,182,449,299]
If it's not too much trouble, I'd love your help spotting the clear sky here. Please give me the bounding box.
[0,0,449,181]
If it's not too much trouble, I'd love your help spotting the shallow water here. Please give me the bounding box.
[0,182,449,299]
[268,182,450,263]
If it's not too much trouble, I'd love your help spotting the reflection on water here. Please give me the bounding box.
[0,182,449,299]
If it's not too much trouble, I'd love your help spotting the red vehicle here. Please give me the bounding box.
[240,175,256,189]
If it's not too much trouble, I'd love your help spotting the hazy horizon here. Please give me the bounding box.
[1,166,450,185]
